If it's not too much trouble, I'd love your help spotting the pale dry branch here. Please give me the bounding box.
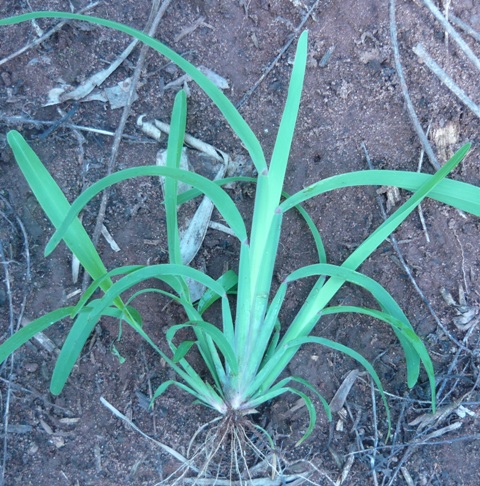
[420,0,480,72]
[0,2,100,67]
[389,0,439,169]
[235,0,320,109]
[0,115,153,141]
[450,13,480,43]
[413,43,480,119]
[86,0,173,292]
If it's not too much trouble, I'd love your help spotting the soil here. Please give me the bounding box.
[1,1,480,485]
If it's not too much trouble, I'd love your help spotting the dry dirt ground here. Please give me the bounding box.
[1,1,480,485]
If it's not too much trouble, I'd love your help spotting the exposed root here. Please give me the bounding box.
[161,410,313,485]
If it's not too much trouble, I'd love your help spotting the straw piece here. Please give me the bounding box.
[420,0,480,72]
[389,0,440,169]
[0,2,100,67]
[450,14,480,43]
[413,43,480,119]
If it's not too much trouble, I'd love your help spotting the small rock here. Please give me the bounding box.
[51,436,65,448]
[27,442,39,455]
[0,71,12,87]
[24,362,39,373]
[359,48,383,64]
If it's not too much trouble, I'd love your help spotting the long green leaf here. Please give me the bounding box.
[285,264,418,372]
[281,164,479,218]
[323,306,436,411]
[72,265,144,318]
[269,31,309,201]
[247,30,309,311]
[0,12,266,173]
[162,90,227,372]
[179,179,327,264]
[172,341,196,363]
[245,264,418,398]
[44,164,247,256]
[50,302,128,395]
[197,269,238,315]
[92,270,228,394]
[82,264,228,327]
[345,144,469,267]
[0,308,74,363]
[287,336,392,437]
[181,171,480,218]
[151,380,212,408]
[239,281,288,390]
[165,90,187,267]
[244,383,318,446]
[257,374,332,421]
[7,131,111,286]
[264,143,471,395]
[122,311,227,412]
[83,265,230,394]
[166,321,238,375]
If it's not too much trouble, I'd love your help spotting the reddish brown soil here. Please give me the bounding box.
[1,1,480,485]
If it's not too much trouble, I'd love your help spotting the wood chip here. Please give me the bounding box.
[21,318,59,354]
[401,467,415,486]
[72,253,81,284]
[420,421,462,441]
[101,224,121,252]
[174,16,207,43]
[329,369,360,413]
[66,289,82,300]
[39,418,54,435]
[337,453,354,485]
[58,417,80,425]
[52,436,65,448]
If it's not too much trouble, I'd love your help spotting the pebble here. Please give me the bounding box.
[24,362,39,372]
[0,71,12,87]
[27,442,39,455]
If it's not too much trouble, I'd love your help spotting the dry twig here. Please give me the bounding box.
[100,396,196,472]
[0,240,13,486]
[0,1,100,67]
[85,0,173,291]
[0,197,31,486]
[389,0,439,170]
[37,104,79,140]
[174,16,213,43]
[1,115,152,141]
[416,127,431,243]
[235,0,320,109]
[420,0,480,72]
[450,13,480,43]
[413,43,480,119]
[362,142,470,354]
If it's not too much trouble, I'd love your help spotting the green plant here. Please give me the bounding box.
[1,11,480,463]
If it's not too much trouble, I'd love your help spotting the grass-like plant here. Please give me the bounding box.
[1,11,480,475]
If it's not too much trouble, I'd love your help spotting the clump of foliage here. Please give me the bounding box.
[1,11,480,473]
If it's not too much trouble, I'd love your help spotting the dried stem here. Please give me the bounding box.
[389,0,440,170]
[0,1,101,67]
[84,0,173,290]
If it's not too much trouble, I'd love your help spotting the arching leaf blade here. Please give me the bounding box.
[0,12,267,172]
[45,165,247,256]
